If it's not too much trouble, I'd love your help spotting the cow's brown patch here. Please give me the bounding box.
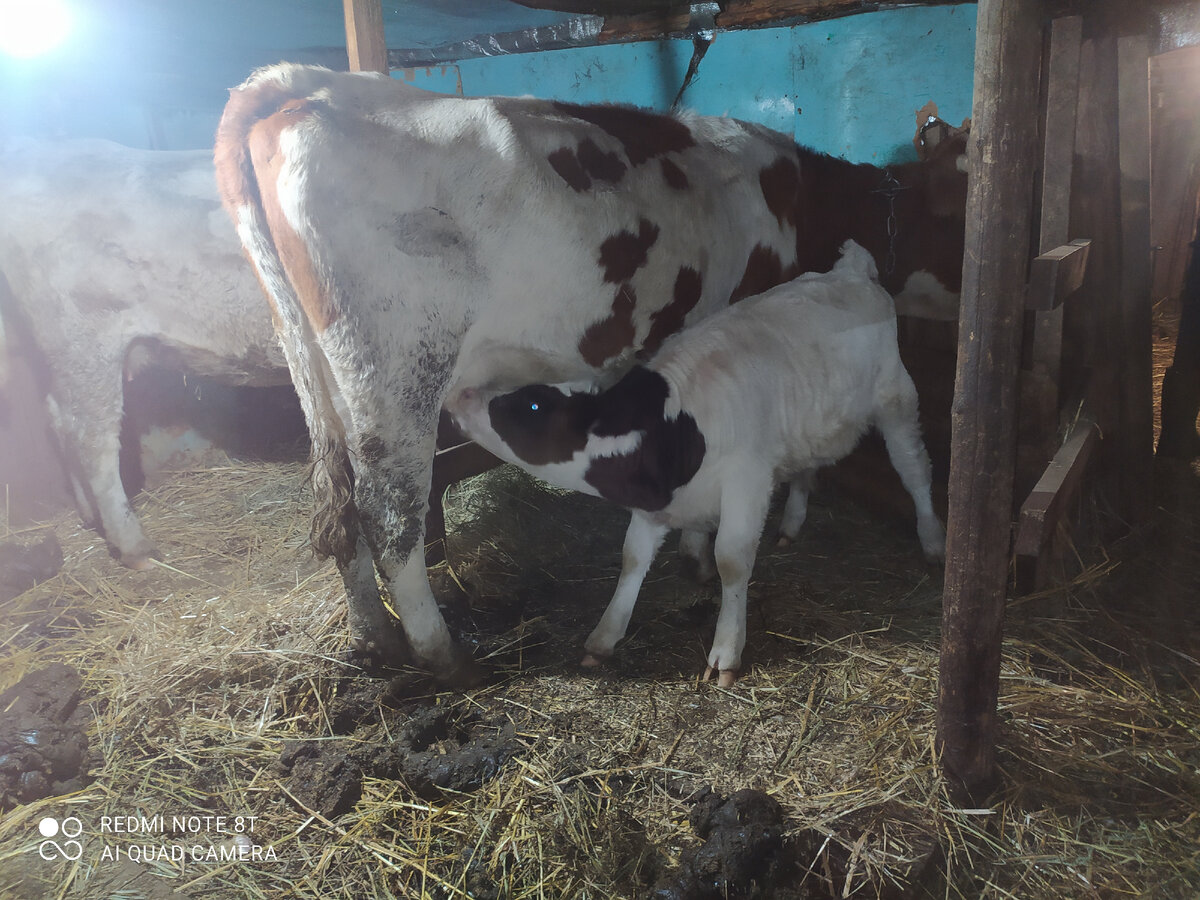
[547,139,628,192]
[547,146,590,191]
[660,157,689,190]
[729,244,798,304]
[598,218,659,284]
[243,100,339,333]
[760,156,800,229]
[578,284,638,367]
[577,138,626,184]
[644,265,703,354]
[552,101,695,166]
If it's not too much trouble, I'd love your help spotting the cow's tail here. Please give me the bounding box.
[834,239,880,283]
[214,67,359,568]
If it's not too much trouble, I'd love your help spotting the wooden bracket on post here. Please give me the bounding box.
[1013,420,1101,594]
[1025,238,1092,311]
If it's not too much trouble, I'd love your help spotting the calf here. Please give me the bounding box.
[0,138,289,568]
[447,241,945,686]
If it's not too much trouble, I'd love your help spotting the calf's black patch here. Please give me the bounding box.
[489,385,598,466]
[587,367,706,511]
[488,367,706,512]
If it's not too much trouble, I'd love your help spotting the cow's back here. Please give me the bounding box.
[214,65,804,395]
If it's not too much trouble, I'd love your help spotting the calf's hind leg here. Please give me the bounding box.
[875,380,946,562]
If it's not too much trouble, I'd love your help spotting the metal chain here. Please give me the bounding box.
[871,170,909,277]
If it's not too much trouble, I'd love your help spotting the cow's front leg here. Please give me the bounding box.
[46,366,158,569]
[583,512,669,668]
[706,469,772,688]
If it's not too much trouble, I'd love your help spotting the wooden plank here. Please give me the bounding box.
[343,0,389,74]
[937,0,1045,802]
[425,441,504,564]
[1025,239,1092,311]
[1116,32,1155,523]
[1015,421,1099,558]
[1014,421,1100,592]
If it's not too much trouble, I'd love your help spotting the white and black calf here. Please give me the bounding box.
[448,241,945,686]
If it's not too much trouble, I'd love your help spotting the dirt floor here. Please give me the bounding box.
[0,295,1197,900]
[0,427,1195,899]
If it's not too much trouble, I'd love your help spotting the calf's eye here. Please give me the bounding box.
[530,403,540,412]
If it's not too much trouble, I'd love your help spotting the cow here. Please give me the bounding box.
[0,138,290,569]
[213,63,966,684]
[446,241,945,686]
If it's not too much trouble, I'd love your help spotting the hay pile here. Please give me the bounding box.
[0,450,1197,899]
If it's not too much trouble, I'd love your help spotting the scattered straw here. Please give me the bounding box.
[0,448,1196,898]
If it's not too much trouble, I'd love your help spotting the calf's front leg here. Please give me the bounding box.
[583,512,669,667]
[706,469,773,687]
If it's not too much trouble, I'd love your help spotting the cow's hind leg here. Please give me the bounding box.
[707,467,773,687]
[876,378,945,562]
[584,512,669,667]
[354,451,480,687]
[340,534,412,664]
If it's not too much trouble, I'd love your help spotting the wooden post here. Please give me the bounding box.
[1116,32,1154,521]
[1015,15,1082,507]
[937,0,1045,799]
[343,0,389,74]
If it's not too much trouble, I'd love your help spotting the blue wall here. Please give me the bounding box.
[402,5,976,164]
[1,5,975,158]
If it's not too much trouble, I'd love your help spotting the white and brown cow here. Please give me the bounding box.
[213,63,966,684]
[448,241,945,686]
[0,138,289,568]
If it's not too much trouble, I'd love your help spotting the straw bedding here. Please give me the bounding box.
[0,438,1196,898]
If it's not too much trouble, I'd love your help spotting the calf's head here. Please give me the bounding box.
[448,367,706,512]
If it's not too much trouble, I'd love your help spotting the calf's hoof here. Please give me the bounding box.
[775,533,794,549]
[703,666,738,689]
[580,651,609,669]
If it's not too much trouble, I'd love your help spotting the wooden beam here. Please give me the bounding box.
[598,0,966,43]
[343,0,389,74]
[937,0,1046,801]
[1014,421,1100,592]
[1025,239,1091,311]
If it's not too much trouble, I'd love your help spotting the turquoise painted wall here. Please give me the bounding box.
[402,5,976,165]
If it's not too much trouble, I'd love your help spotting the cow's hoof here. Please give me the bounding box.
[440,646,486,689]
[121,545,160,571]
[703,666,738,688]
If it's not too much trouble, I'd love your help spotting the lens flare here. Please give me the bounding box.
[0,0,73,59]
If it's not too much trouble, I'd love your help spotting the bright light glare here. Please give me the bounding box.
[0,0,72,59]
